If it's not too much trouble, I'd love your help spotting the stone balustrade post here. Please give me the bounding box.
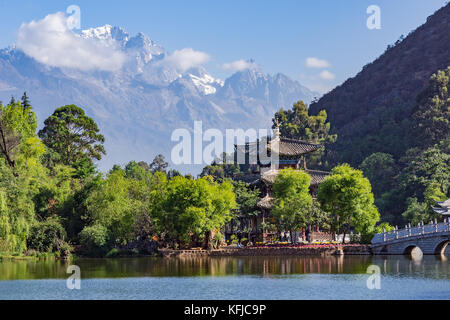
[383,227,386,242]
[408,223,411,237]
[435,219,438,233]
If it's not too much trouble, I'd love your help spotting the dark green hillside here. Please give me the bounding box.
[309,3,450,166]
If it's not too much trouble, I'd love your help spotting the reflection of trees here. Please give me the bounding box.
[0,259,69,280]
[1,255,449,280]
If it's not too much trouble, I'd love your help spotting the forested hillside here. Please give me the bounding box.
[274,4,450,226]
[309,3,450,166]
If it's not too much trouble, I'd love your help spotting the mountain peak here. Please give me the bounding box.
[0,22,317,171]
[81,25,129,43]
[126,32,155,50]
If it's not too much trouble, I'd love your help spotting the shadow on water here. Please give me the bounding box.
[0,250,449,280]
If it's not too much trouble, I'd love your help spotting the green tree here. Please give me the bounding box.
[0,163,35,253]
[402,182,447,225]
[402,198,431,226]
[273,101,337,169]
[149,154,168,174]
[359,152,398,197]
[200,164,225,181]
[271,169,313,244]
[167,169,181,179]
[412,67,450,148]
[59,173,102,241]
[0,102,42,253]
[79,224,110,256]
[38,105,105,166]
[85,170,147,245]
[151,176,235,248]
[0,101,38,168]
[317,164,380,243]
[137,161,150,171]
[231,181,260,240]
[27,216,68,253]
[125,160,152,181]
[398,142,449,203]
[200,153,240,181]
[21,92,31,109]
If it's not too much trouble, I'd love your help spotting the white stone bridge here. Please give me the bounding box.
[371,218,450,256]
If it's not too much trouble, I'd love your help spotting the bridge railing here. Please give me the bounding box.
[371,218,450,245]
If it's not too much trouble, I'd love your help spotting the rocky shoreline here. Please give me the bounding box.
[159,245,372,258]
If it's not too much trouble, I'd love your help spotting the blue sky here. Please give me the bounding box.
[0,0,447,93]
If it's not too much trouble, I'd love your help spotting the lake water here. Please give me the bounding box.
[1,254,449,300]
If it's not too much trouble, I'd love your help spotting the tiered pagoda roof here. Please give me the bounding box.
[235,127,330,211]
[232,173,262,185]
[260,169,330,185]
[269,137,322,157]
[307,170,331,186]
[235,136,322,158]
[433,199,450,216]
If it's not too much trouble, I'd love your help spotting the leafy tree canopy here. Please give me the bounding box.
[0,100,39,168]
[359,152,397,198]
[271,169,313,242]
[38,105,105,167]
[149,154,168,174]
[150,175,236,248]
[317,164,380,243]
[412,67,450,148]
[273,101,337,169]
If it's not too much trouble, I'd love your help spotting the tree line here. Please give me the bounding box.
[1,83,411,257]
[0,97,237,257]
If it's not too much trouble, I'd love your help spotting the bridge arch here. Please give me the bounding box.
[403,245,423,258]
[434,240,450,255]
[379,245,389,254]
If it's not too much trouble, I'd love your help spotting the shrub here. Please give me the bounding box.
[27,216,68,253]
[211,232,224,249]
[105,248,120,258]
[359,222,395,244]
[79,224,110,256]
[58,241,73,259]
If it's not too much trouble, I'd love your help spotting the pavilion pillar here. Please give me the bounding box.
[262,210,266,243]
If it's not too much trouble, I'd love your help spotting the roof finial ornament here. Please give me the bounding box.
[274,117,281,138]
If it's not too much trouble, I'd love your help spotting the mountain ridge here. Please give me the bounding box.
[309,3,450,166]
[0,24,318,172]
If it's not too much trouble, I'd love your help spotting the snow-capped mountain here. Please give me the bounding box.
[0,25,318,173]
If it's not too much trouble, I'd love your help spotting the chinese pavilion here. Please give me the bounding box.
[231,125,331,243]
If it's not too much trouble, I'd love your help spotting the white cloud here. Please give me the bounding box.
[222,59,258,72]
[305,57,330,69]
[318,70,336,80]
[16,12,127,72]
[162,48,210,73]
[299,72,337,94]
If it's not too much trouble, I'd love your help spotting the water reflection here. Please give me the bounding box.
[0,254,449,281]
